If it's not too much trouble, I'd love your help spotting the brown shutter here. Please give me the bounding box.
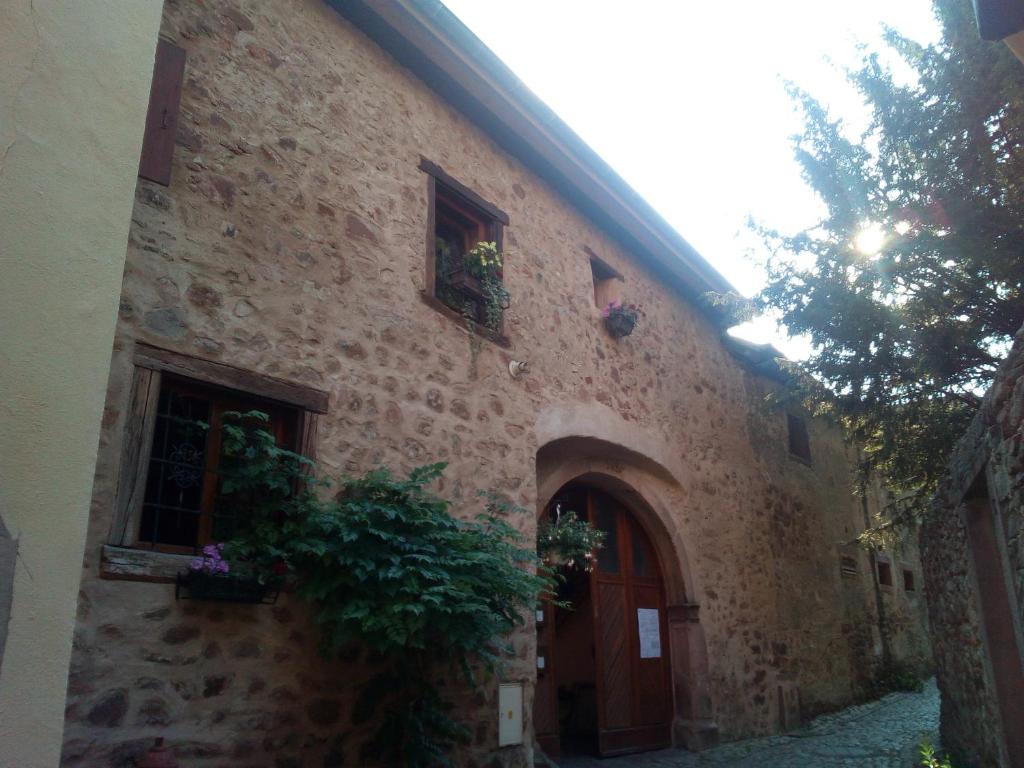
[110,367,162,545]
[138,40,186,186]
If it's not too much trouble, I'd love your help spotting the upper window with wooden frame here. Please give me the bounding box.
[105,345,328,573]
[420,159,511,344]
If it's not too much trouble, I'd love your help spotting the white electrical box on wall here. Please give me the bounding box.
[497,682,523,747]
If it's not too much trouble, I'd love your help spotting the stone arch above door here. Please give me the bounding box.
[535,430,720,751]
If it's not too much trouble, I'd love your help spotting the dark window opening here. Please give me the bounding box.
[432,181,503,330]
[877,560,893,587]
[902,568,916,592]
[787,414,812,463]
[137,378,297,553]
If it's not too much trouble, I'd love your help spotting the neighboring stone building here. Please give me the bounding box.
[59,1,930,766]
[921,324,1024,768]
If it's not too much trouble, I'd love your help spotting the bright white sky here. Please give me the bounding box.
[441,1,942,358]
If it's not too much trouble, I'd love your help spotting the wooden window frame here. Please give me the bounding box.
[101,344,328,582]
[419,158,512,348]
[134,378,298,555]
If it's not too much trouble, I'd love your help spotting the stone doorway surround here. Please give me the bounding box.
[535,402,719,752]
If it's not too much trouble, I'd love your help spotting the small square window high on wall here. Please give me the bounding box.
[787,414,812,463]
[587,249,623,310]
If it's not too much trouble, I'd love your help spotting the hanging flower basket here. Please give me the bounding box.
[537,508,605,571]
[175,570,277,604]
[602,301,641,339]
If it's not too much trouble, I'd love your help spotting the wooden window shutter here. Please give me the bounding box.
[138,39,186,186]
[110,366,162,545]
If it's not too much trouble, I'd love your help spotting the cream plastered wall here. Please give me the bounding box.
[0,2,162,766]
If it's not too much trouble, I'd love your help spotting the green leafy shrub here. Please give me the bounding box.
[919,741,955,768]
[872,658,924,695]
[216,412,553,766]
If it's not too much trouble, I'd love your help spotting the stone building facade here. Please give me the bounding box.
[60,1,930,766]
[921,324,1024,768]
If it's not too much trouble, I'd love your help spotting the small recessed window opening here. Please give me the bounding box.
[877,560,893,587]
[840,555,859,578]
[902,568,916,592]
[588,250,623,309]
[787,414,812,463]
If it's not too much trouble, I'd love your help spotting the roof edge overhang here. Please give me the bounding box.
[973,0,1024,41]
[330,0,737,321]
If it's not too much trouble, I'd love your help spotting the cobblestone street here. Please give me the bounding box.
[556,680,940,768]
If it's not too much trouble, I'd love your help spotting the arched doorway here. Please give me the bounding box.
[535,482,672,758]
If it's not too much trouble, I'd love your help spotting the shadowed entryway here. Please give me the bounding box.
[535,483,672,759]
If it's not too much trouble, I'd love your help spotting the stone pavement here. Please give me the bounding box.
[556,679,940,768]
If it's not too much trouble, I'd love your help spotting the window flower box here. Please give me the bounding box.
[445,268,486,301]
[175,569,278,604]
[175,542,278,604]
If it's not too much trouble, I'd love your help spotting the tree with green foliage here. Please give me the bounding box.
[746,0,1024,519]
[215,412,552,767]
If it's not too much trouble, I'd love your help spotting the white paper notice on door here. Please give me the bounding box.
[637,608,661,659]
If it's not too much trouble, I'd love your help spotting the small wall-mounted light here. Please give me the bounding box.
[508,360,528,378]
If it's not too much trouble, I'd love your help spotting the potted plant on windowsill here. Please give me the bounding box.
[602,300,641,338]
[176,543,278,604]
[442,241,511,331]
[537,506,605,571]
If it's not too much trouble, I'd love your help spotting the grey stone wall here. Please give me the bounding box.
[921,324,1024,768]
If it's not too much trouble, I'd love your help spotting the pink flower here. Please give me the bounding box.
[192,542,230,575]
[601,300,622,318]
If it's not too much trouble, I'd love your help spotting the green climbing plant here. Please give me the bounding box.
[214,411,554,767]
[919,741,955,768]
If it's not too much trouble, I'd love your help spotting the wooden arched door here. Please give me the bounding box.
[535,485,672,758]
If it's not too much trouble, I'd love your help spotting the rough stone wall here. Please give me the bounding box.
[922,324,1024,768]
[61,1,930,765]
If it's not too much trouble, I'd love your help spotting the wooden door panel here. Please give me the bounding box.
[596,581,631,730]
[632,584,670,726]
[599,724,672,757]
[591,491,672,756]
